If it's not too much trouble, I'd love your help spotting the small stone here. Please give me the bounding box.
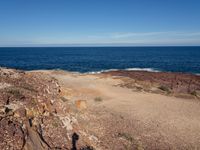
[75,100,87,110]
[26,109,34,118]
[14,108,26,118]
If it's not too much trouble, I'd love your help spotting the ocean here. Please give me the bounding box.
[0,47,200,74]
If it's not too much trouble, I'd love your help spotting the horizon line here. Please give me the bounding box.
[1,43,200,47]
[0,45,200,48]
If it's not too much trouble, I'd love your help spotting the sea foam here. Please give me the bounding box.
[86,68,160,74]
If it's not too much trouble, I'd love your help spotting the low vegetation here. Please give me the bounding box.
[117,132,144,150]
[118,132,133,142]
[94,97,103,102]
[61,96,68,102]
[158,85,170,93]
[6,87,24,99]
[20,84,37,92]
[190,91,197,97]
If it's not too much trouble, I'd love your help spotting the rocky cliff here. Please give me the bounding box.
[0,68,93,150]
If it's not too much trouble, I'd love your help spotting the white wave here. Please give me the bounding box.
[85,68,160,74]
[85,69,119,74]
[125,68,160,72]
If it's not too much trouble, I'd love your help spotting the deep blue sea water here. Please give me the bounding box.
[0,47,200,74]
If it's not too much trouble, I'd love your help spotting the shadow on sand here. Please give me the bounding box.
[71,132,94,150]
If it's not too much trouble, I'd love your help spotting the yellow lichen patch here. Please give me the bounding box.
[41,103,49,111]
[25,108,40,118]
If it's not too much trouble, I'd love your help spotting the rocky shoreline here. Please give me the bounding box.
[1,67,200,150]
[103,70,200,99]
[0,68,94,150]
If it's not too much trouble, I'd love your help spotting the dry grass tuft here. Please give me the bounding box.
[158,85,170,93]
[94,97,103,102]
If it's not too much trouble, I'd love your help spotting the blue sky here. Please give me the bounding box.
[0,0,200,46]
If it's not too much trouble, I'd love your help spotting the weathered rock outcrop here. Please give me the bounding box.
[0,68,93,150]
[103,70,200,99]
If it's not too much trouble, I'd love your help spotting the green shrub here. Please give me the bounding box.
[158,85,170,93]
[94,97,103,102]
[190,91,197,96]
[52,122,59,128]
[118,132,133,142]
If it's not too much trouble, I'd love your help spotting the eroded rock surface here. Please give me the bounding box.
[0,68,94,150]
[103,70,200,99]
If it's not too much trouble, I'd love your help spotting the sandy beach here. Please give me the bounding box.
[39,70,200,149]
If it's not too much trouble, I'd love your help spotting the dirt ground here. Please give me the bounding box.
[41,70,200,149]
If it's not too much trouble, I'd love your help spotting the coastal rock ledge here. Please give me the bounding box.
[0,68,94,150]
[1,67,200,150]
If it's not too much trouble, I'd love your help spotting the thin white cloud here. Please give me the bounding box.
[110,31,200,39]
[1,31,200,46]
[111,32,171,38]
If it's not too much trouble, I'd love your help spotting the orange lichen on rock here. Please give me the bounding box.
[75,100,87,110]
